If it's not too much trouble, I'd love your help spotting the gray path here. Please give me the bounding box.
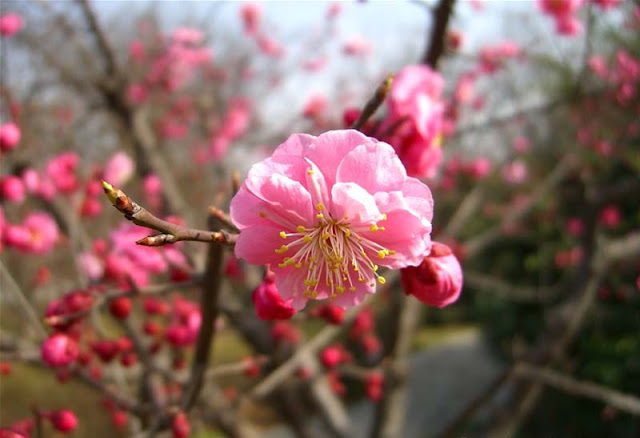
[263,332,504,438]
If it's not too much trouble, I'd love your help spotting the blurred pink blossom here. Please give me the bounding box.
[0,122,21,152]
[46,152,80,194]
[502,160,528,184]
[41,334,79,367]
[302,94,328,119]
[0,175,25,204]
[0,13,23,36]
[172,27,204,45]
[103,151,135,187]
[241,3,262,35]
[343,35,373,56]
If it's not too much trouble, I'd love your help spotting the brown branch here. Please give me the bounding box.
[464,271,561,303]
[514,362,640,417]
[102,181,237,246]
[421,0,456,67]
[351,74,394,131]
[180,215,226,411]
[77,0,119,79]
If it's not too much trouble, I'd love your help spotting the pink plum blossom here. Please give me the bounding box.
[41,334,79,367]
[230,130,434,310]
[327,3,343,20]
[103,151,135,187]
[257,34,284,58]
[502,160,528,184]
[6,212,59,254]
[0,175,25,204]
[594,0,622,9]
[241,3,262,35]
[252,272,295,320]
[401,242,463,307]
[0,13,23,36]
[381,65,445,178]
[0,122,21,152]
[303,94,328,119]
[46,152,80,194]
[47,410,78,433]
[343,35,373,56]
[172,27,204,45]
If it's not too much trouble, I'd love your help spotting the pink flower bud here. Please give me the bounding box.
[401,242,463,308]
[365,372,384,401]
[0,176,25,204]
[311,304,345,325]
[320,346,344,369]
[41,334,79,367]
[240,3,261,35]
[0,122,21,152]
[48,410,78,433]
[599,205,621,228]
[109,297,132,319]
[0,14,23,36]
[172,412,190,438]
[111,410,128,429]
[252,274,295,320]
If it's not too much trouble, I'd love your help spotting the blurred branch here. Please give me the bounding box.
[514,362,640,417]
[586,176,640,206]
[464,156,576,258]
[440,186,484,238]
[102,181,237,246]
[250,294,375,400]
[77,0,120,79]
[421,0,456,67]
[0,260,48,339]
[464,271,561,303]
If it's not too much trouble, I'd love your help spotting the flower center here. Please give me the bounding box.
[274,204,395,300]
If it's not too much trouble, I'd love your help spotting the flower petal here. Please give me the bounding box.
[234,225,289,265]
[336,142,407,193]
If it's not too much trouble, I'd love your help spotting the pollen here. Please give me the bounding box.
[273,213,394,301]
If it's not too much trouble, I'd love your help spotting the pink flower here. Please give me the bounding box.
[7,212,59,254]
[599,205,621,228]
[327,3,343,20]
[0,13,23,36]
[172,412,190,438]
[241,3,262,35]
[320,346,346,369]
[129,40,146,62]
[45,152,80,194]
[556,15,582,36]
[0,122,21,152]
[230,130,434,310]
[47,410,78,433]
[502,160,528,184]
[539,0,583,17]
[103,151,135,187]
[252,273,295,320]
[343,35,373,56]
[401,242,463,307]
[365,372,384,401]
[513,136,531,153]
[0,175,26,204]
[257,34,284,58]
[466,158,492,179]
[381,65,445,178]
[303,94,328,119]
[126,83,148,105]
[41,334,79,367]
[78,252,105,281]
[594,0,622,9]
[172,27,204,45]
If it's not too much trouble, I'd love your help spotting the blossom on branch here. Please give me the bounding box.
[401,241,463,307]
[231,130,434,310]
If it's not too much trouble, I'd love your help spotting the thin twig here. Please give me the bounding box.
[102,181,237,246]
[514,362,640,417]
